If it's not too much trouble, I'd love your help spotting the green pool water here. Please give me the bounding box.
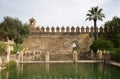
[0,63,120,79]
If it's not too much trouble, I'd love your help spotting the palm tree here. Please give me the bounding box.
[86,6,105,40]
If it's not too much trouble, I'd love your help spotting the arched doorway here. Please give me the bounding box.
[72,41,80,53]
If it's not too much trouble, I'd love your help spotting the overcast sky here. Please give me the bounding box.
[0,0,120,27]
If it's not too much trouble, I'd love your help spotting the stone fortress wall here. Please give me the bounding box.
[23,18,104,60]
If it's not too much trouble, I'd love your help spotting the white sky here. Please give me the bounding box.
[0,0,120,27]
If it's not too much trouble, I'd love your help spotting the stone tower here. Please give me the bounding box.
[29,17,36,29]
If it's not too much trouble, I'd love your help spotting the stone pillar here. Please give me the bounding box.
[17,51,20,62]
[6,52,10,62]
[39,52,41,60]
[91,50,94,59]
[21,51,23,61]
[97,49,100,60]
[99,50,103,60]
[6,44,10,62]
[33,51,35,60]
[0,58,2,66]
[103,49,107,63]
[73,51,78,62]
[45,51,49,62]
[5,37,14,62]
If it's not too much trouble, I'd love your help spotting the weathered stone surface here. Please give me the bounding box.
[0,58,2,66]
[23,32,94,60]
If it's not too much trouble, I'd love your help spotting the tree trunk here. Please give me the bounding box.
[94,19,97,40]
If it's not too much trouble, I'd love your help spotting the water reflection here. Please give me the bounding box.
[45,63,49,73]
[0,63,120,79]
[6,71,9,79]
[73,63,78,74]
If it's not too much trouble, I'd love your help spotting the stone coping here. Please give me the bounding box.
[18,60,120,67]
[109,61,120,67]
[19,60,102,64]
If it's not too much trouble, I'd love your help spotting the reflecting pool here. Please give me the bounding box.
[0,63,120,79]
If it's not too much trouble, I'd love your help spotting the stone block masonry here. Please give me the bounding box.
[23,32,94,60]
[23,18,102,60]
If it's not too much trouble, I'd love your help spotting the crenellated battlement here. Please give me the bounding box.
[29,18,104,34]
[31,26,104,33]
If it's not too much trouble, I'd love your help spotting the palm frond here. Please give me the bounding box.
[86,14,92,17]
[86,6,105,21]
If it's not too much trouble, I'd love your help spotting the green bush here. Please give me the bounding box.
[110,48,120,62]
[12,43,23,54]
[90,38,113,53]
[0,42,7,55]
[6,61,17,70]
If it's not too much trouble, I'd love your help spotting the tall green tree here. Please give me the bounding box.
[0,16,31,43]
[86,6,105,40]
[103,16,120,48]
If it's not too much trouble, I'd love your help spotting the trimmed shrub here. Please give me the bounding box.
[90,38,113,53]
